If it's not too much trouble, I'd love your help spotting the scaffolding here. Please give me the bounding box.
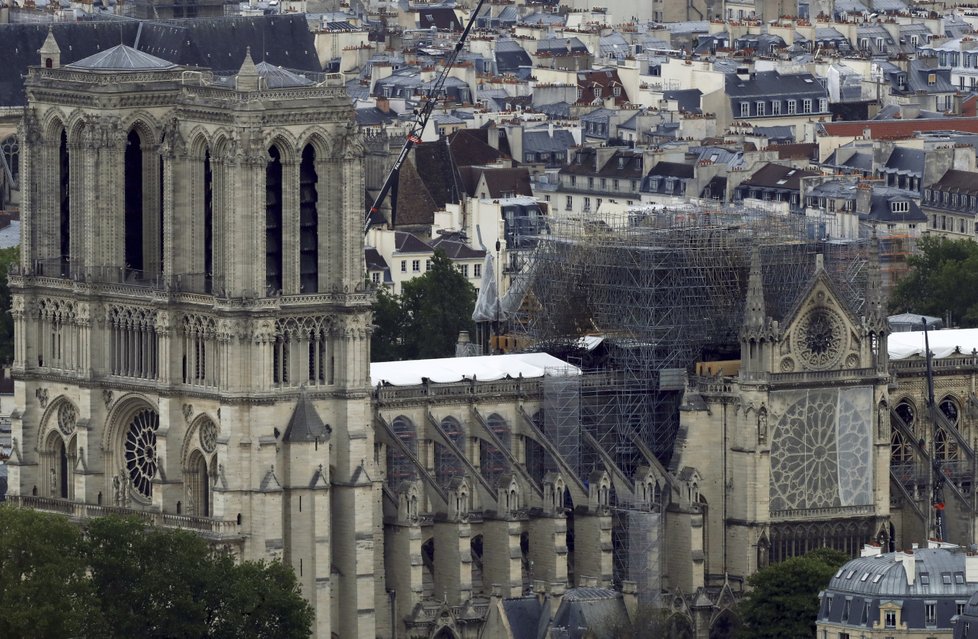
[518,205,873,586]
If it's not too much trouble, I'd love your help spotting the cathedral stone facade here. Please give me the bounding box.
[10,30,978,639]
[7,39,378,639]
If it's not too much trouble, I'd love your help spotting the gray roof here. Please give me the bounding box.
[65,44,178,71]
[523,129,576,155]
[822,548,977,632]
[253,61,314,88]
[883,147,925,175]
[283,394,330,443]
[725,70,827,99]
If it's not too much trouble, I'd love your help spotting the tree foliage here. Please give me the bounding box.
[0,506,313,639]
[889,235,978,326]
[736,547,849,639]
[370,250,477,361]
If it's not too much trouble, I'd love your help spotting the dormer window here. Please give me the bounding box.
[613,86,621,97]
[928,73,937,85]
[892,200,910,213]
[594,87,602,99]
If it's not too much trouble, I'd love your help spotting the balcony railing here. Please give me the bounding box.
[20,260,225,295]
[8,495,243,539]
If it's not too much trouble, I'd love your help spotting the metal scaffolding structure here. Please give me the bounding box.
[516,205,872,586]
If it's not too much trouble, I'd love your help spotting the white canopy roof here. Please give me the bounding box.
[888,328,978,360]
[370,353,580,387]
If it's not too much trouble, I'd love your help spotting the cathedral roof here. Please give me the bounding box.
[253,61,314,88]
[65,44,178,71]
[283,393,330,443]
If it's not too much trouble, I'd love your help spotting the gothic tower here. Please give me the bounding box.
[7,43,380,637]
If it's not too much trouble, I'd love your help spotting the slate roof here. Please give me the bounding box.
[535,102,571,119]
[355,106,400,126]
[931,169,978,195]
[429,236,485,259]
[458,166,532,198]
[867,188,927,223]
[448,129,509,167]
[495,40,531,74]
[364,247,389,271]
[725,70,827,99]
[0,16,321,105]
[283,394,330,443]
[395,230,434,254]
[738,163,817,190]
[663,89,702,114]
[549,588,628,639]
[882,147,925,175]
[523,129,576,155]
[413,139,462,207]
[648,161,694,179]
[393,159,439,227]
[417,8,462,31]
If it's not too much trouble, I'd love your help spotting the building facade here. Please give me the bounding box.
[6,42,379,639]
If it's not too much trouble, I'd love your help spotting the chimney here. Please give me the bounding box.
[966,554,978,583]
[899,550,915,586]
[376,96,390,113]
[533,580,547,604]
[861,543,882,558]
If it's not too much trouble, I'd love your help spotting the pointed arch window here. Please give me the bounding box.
[124,130,144,273]
[265,146,283,295]
[59,130,70,275]
[936,428,959,462]
[891,430,912,465]
[299,145,319,293]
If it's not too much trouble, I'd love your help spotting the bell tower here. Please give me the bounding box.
[9,46,381,638]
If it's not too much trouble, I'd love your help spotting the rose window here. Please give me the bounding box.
[57,401,77,436]
[124,409,160,498]
[199,419,218,453]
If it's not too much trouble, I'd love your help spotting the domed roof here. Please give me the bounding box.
[65,44,177,71]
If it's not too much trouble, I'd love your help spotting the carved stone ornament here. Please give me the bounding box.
[57,402,77,436]
[35,388,49,409]
[182,403,194,422]
[793,307,845,370]
[102,389,113,408]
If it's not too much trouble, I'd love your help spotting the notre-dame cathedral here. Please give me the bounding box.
[7,30,978,639]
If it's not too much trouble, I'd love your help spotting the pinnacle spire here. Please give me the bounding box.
[743,246,766,332]
[236,46,260,91]
[865,227,884,325]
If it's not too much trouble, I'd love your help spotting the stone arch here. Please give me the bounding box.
[64,113,90,146]
[121,113,163,145]
[186,449,211,517]
[893,397,918,433]
[296,129,334,160]
[180,413,220,471]
[265,133,298,162]
[709,608,739,639]
[665,613,695,639]
[421,537,435,598]
[41,109,69,141]
[186,127,212,160]
[939,394,961,427]
[431,626,459,639]
[103,394,160,501]
[40,427,71,499]
[35,395,79,453]
[388,415,418,488]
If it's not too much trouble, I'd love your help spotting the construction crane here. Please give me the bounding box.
[923,317,947,542]
[363,0,487,235]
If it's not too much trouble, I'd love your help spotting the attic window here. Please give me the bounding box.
[872,573,884,583]
[929,73,937,85]
[787,169,797,176]
[776,179,788,185]
[891,200,910,213]
[804,78,813,83]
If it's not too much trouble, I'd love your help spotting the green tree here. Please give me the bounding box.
[889,235,978,326]
[0,246,19,364]
[370,286,408,362]
[736,547,849,639]
[370,250,477,361]
[0,505,101,639]
[85,515,313,639]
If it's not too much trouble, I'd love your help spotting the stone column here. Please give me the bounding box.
[573,512,613,586]
[527,515,569,585]
[482,518,523,597]
[280,158,299,296]
[433,519,473,603]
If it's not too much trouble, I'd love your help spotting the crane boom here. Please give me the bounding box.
[364,0,487,235]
